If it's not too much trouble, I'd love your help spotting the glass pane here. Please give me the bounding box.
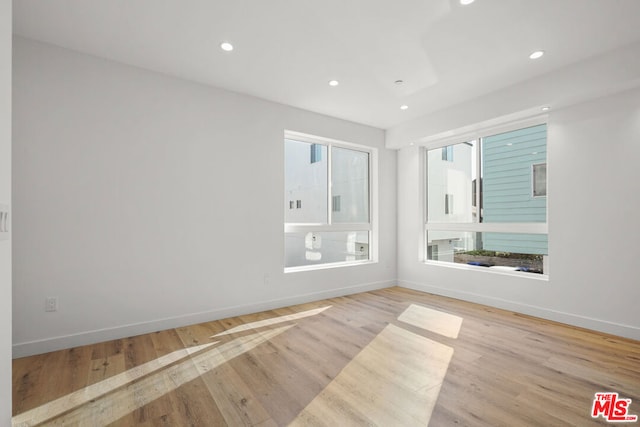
[284,139,328,224]
[331,147,369,223]
[427,230,548,274]
[482,124,547,222]
[533,163,547,197]
[285,231,369,268]
[427,141,477,223]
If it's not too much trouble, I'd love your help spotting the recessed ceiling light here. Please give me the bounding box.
[506,143,513,146]
[220,42,234,52]
[409,142,415,146]
[529,50,544,59]
[328,80,339,87]
[460,0,475,5]
[541,106,550,111]
[400,105,409,110]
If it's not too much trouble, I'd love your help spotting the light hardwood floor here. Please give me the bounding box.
[12,287,640,426]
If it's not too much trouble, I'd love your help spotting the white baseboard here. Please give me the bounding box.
[13,280,394,358]
[15,278,638,358]
[397,279,640,341]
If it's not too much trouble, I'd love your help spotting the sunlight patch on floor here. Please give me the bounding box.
[12,326,293,426]
[289,324,454,426]
[212,306,332,337]
[398,304,463,339]
[12,342,217,426]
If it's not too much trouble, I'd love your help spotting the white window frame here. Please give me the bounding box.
[421,117,548,278]
[284,130,378,272]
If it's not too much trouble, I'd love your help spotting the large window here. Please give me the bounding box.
[285,132,373,270]
[425,123,548,275]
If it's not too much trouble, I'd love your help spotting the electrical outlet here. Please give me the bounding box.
[45,297,58,312]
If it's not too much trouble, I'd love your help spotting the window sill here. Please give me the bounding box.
[423,260,549,281]
[285,259,377,274]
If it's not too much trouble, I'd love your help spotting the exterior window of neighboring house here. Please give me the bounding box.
[332,195,341,212]
[445,194,453,214]
[442,145,454,162]
[425,123,548,275]
[427,245,438,261]
[310,143,323,163]
[285,132,374,270]
[471,180,477,207]
[532,163,547,197]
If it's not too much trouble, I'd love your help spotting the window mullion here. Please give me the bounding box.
[327,144,332,225]
[426,221,547,233]
[476,138,482,224]
[285,223,372,233]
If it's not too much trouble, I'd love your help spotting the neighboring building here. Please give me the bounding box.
[482,124,548,255]
[284,140,328,225]
[426,142,475,262]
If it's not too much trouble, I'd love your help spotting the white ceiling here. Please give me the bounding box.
[12,0,640,129]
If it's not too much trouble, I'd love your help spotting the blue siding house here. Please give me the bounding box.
[482,124,548,255]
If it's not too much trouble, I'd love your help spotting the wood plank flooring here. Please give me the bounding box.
[12,287,640,426]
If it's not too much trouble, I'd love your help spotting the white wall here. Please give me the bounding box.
[12,38,397,357]
[0,0,11,422]
[397,87,640,340]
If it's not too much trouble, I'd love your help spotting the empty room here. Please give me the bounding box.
[2,0,640,425]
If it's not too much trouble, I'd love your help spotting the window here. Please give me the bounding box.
[532,163,547,197]
[442,145,454,162]
[332,195,341,212]
[445,194,453,215]
[425,123,548,275]
[310,143,323,164]
[427,245,438,261]
[285,132,373,270]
